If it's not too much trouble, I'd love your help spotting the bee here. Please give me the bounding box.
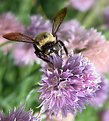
[3,8,68,64]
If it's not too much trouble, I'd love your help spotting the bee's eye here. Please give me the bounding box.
[43,34,48,38]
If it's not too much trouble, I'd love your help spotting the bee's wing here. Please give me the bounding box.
[82,41,109,73]
[52,7,67,36]
[3,32,35,44]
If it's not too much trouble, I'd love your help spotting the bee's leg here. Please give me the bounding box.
[57,40,68,56]
[74,48,87,54]
[55,44,63,56]
[33,44,53,64]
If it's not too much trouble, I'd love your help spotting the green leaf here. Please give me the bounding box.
[75,106,99,121]
[39,0,67,19]
[0,51,41,114]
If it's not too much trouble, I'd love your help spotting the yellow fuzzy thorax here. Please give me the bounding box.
[35,32,56,47]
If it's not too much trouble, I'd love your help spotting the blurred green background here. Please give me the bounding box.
[0,0,109,121]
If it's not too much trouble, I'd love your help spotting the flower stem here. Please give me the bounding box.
[18,0,33,24]
[0,41,11,48]
[104,31,109,39]
[83,0,108,28]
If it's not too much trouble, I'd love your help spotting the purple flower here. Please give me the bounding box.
[0,106,39,121]
[39,55,101,117]
[12,15,51,65]
[12,43,37,65]
[103,7,109,28]
[0,112,4,121]
[26,15,51,38]
[90,76,109,107]
[101,109,109,121]
[0,12,24,54]
[58,20,105,51]
[57,20,109,74]
[57,20,86,44]
[69,0,95,12]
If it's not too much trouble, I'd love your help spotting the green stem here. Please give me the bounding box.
[18,0,33,24]
[83,0,108,28]
[37,4,46,16]
[0,41,11,48]
[76,12,85,22]
[104,31,109,39]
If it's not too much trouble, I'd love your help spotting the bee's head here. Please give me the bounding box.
[34,32,56,48]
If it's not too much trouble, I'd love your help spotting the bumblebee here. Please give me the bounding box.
[3,8,68,63]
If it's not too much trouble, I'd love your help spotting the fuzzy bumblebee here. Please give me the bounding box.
[3,8,68,64]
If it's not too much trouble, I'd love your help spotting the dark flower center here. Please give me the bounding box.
[53,78,66,91]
